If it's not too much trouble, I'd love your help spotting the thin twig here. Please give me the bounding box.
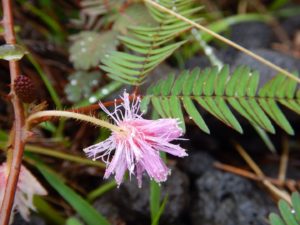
[278,136,289,185]
[214,162,296,187]
[144,0,300,84]
[0,0,26,224]
[234,143,291,204]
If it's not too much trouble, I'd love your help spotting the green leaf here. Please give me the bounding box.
[269,192,300,225]
[34,196,66,225]
[169,96,186,132]
[279,200,299,225]
[151,195,168,225]
[292,192,300,223]
[252,124,276,152]
[144,65,300,135]
[65,71,102,103]
[203,67,218,96]
[247,71,260,97]
[70,31,118,70]
[172,73,186,95]
[35,162,111,225]
[161,97,173,118]
[101,0,202,85]
[193,68,210,95]
[113,3,157,34]
[269,213,286,225]
[214,97,243,133]
[150,181,161,222]
[258,99,293,135]
[66,217,84,225]
[0,44,28,61]
[140,95,152,113]
[182,97,209,133]
[215,65,229,95]
[183,69,198,95]
[161,74,175,96]
[152,96,167,118]
[87,181,117,202]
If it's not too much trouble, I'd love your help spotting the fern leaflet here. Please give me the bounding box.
[269,192,300,225]
[141,65,299,134]
[100,0,203,85]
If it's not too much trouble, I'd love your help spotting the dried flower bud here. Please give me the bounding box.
[14,75,36,103]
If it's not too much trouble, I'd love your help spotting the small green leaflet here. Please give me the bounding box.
[0,44,28,61]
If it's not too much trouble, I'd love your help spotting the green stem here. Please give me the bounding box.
[26,53,62,109]
[26,110,122,133]
[0,142,106,168]
[26,144,106,168]
[87,181,117,202]
[19,1,64,41]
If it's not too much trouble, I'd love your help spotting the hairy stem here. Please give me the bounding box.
[144,0,300,84]
[26,110,122,133]
[0,0,26,224]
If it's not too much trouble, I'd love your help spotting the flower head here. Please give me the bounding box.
[0,163,47,222]
[84,91,187,187]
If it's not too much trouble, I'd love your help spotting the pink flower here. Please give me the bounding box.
[84,91,187,187]
[0,163,47,222]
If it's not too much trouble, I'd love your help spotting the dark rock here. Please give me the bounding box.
[185,55,211,70]
[190,169,276,225]
[185,21,274,70]
[281,14,300,38]
[93,195,125,225]
[229,22,274,49]
[216,47,239,65]
[179,151,215,177]
[184,47,236,70]
[186,127,220,152]
[113,168,189,225]
[215,21,274,66]
[233,48,300,85]
[12,213,46,225]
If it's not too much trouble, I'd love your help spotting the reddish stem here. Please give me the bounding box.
[0,0,26,224]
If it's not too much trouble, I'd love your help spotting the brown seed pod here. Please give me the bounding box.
[14,75,37,103]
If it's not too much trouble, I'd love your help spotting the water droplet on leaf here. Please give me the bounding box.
[91,80,98,86]
[101,89,109,95]
[89,96,97,103]
[70,79,77,86]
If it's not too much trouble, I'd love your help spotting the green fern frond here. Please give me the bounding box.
[269,192,300,225]
[100,0,202,85]
[141,65,299,134]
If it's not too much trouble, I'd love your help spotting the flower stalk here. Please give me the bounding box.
[26,110,122,133]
